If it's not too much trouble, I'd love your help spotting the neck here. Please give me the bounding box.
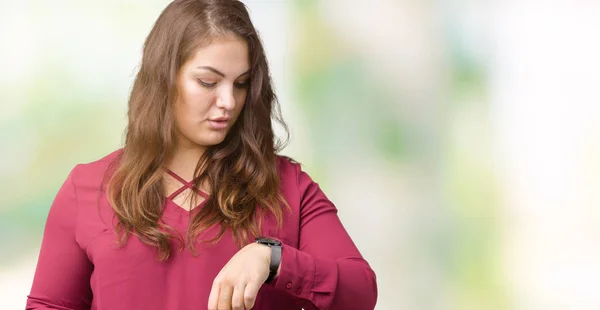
[167,143,206,181]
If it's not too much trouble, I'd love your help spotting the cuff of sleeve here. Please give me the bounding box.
[273,243,314,297]
[273,243,339,309]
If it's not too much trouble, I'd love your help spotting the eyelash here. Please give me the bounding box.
[197,80,249,89]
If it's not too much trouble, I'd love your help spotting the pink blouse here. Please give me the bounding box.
[26,150,377,309]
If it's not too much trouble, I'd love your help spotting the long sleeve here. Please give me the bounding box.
[272,164,378,310]
[26,167,93,310]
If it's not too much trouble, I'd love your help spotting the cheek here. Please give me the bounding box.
[179,82,214,114]
[173,104,189,133]
[234,91,248,113]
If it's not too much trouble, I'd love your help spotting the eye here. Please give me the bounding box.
[234,80,249,89]
[197,79,216,88]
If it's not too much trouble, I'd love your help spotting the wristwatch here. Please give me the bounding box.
[255,237,282,283]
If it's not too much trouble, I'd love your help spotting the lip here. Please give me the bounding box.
[210,116,230,122]
[208,119,229,130]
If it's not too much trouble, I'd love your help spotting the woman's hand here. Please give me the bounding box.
[207,242,271,310]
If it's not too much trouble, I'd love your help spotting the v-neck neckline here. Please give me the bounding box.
[164,169,210,214]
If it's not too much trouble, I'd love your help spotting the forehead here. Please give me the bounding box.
[184,35,250,76]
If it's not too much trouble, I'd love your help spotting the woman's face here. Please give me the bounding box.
[173,35,250,151]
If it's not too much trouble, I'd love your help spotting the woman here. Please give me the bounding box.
[26,1,377,309]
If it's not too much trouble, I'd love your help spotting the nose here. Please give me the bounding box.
[215,86,236,111]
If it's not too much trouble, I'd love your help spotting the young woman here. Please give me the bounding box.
[26,1,377,309]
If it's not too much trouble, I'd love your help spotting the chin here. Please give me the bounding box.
[194,135,227,147]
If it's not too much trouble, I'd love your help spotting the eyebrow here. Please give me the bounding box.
[196,66,250,78]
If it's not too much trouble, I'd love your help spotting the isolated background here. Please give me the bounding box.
[1,0,600,309]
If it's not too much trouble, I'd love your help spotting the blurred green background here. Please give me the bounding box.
[2,1,600,309]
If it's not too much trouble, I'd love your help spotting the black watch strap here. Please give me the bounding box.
[255,237,282,283]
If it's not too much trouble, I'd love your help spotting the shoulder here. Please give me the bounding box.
[274,155,337,221]
[70,149,123,190]
[275,155,304,184]
[275,155,319,199]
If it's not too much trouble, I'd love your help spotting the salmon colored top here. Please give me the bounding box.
[26,150,377,310]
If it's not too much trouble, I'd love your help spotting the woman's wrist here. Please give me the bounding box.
[254,237,282,283]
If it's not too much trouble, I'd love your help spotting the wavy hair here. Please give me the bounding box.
[105,0,290,260]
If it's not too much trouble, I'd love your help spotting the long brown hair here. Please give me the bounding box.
[106,0,290,261]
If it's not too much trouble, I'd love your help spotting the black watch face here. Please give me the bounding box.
[256,237,281,246]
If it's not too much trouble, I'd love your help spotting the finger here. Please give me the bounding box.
[218,283,234,310]
[243,281,261,310]
[231,282,247,310]
[207,280,221,310]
